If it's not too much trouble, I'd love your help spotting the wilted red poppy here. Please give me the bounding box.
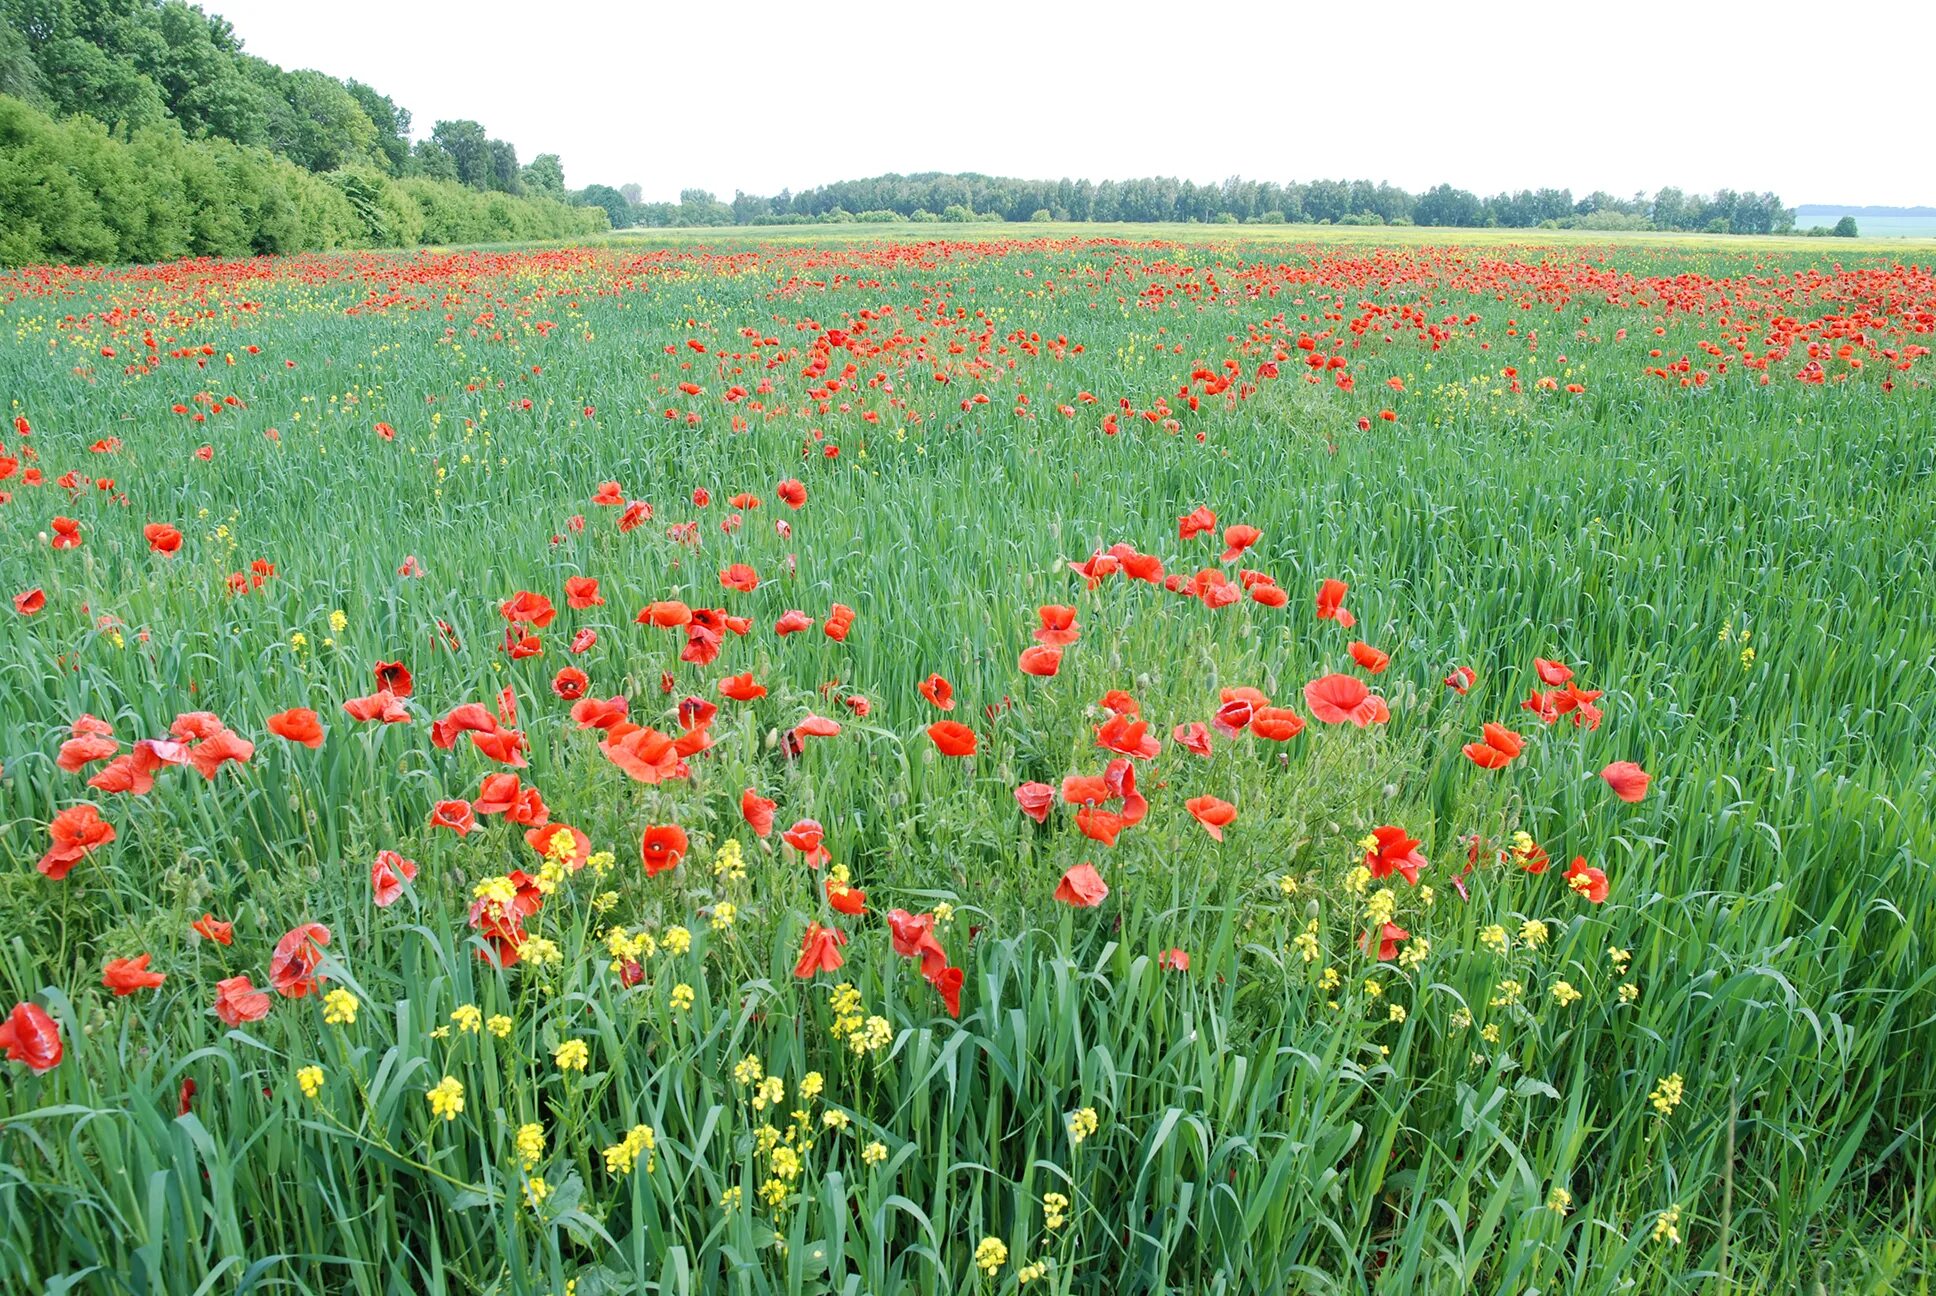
[371,849,418,907]
[103,954,166,996]
[930,965,964,1017]
[887,908,949,980]
[1185,795,1237,840]
[266,708,324,748]
[1444,665,1476,694]
[1365,826,1427,884]
[56,731,118,772]
[0,1001,63,1072]
[1600,761,1650,802]
[641,824,689,876]
[269,923,331,998]
[1015,781,1055,823]
[212,975,271,1026]
[343,690,410,724]
[918,673,956,710]
[1054,862,1110,907]
[1564,856,1610,902]
[927,720,977,757]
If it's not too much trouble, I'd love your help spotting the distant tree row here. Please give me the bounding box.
[583,173,1797,235]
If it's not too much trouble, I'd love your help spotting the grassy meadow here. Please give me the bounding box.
[0,231,1931,1295]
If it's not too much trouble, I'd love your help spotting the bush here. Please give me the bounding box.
[1030,209,1053,222]
[0,93,604,266]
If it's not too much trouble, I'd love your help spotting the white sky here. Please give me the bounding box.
[213,0,1935,208]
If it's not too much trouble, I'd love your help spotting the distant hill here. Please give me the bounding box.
[1797,204,1936,217]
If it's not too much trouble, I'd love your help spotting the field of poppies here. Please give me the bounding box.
[0,231,1932,1294]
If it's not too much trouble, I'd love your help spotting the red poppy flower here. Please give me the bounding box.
[56,732,118,772]
[1250,582,1289,608]
[1304,674,1386,727]
[192,913,233,945]
[1365,826,1427,884]
[1015,781,1056,823]
[774,609,812,635]
[718,672,767,701]
[1463,723,1524,769]
[1250,707,1306,741]
[930,965,964,1017]
[570,695,629,731]
[783,818,830,867]
[823,603,856,641]
[370,849,418,907]
[719,563,759,593]
[212,975,271,1026]
[600,725,687,783]
[343,690,411,724]
[13,588,45,615]
[1444,665,1476,694]
[144,523,183,554]
[1159,948,1190,972]
[38,803,115,879]
[1178,505,1217,539]
[1361,922,1410,961]
[269,923,331,998]
[1315,578,1356,628]
[1035,604,1080,645]
[564,576,603,609]
[1600,761,1650,803]
[372,660,412,697]
[103,954,166,996]
[1054,862,1110,907]
[1019,644,1063,676]
[552,667,589,700]
[472,772,523,817]
[777,478,807,508]
[1349,641,1390,674]
[641,600,692,628]
[1172,722,1213,758]
[593,481,624,506]
[887,909,949,980]
[640,824,689,876]
[1564,856,1610,902]
[918,673,956,710]
[741,788,776,837]
[793,922,846,978]
[51,516,82,549]
[1185,795,1237,840]
[0,1001,63,1072]
[431,799,476,835]
[1211,696,1255,736]
[1534,658,1574,686]
[1095,712,1160,759]
[266,707,324,748]
[927,720,977,757]
[1220,524,1261,562]
[825,875,866,915]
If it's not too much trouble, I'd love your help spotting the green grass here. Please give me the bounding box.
[0,234,1930,1295]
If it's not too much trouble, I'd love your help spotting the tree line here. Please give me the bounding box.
[584,173,1798,234]
[0,0,603,265]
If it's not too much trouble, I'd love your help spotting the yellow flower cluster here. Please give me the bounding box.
[1648,1073,1684,1118]
[554,1039,590,1072]
[712,837,746,881]
[974,1236,1007,1274]
[297,1065,324,1099]
[322,987,359,1026]
[427,1076,464,1121]
[1067,1107,1099,1145]
[515,1122,545,1169]
[451,1004,483,1033]
[602,1124,657,1176]
[1042,1191,1069,1230]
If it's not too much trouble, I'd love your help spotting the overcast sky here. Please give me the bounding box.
[212,0,1934,208]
